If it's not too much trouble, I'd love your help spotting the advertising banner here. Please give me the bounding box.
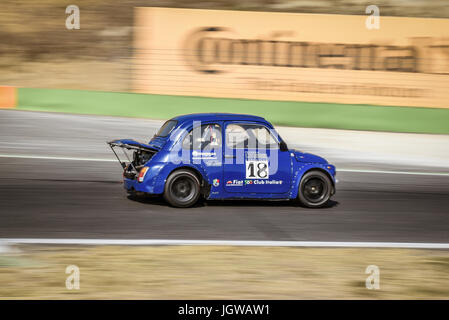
[134,8,449,109]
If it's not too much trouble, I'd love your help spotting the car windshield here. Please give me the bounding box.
[156,120,177,137]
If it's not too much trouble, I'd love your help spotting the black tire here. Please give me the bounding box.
[163,169,201,208]
[298,170,332,208]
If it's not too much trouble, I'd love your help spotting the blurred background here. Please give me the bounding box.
[0,0,448,92]
[0,0,448,299]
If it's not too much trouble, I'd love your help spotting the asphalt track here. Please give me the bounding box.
[0,110,448,242]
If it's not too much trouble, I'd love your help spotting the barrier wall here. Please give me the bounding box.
[0,86,16,109]
[134,8,449,109]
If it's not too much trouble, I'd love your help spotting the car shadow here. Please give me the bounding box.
[127,194,339,209]
[204,199,339,209]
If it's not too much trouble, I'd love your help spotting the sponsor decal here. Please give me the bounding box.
[213,178,220,187]
[246,152,268,161]
[135,8,449,109]
[184,27,420,75]
[205,160,222,167]
[252,179,283,185]
[226,179,243,186]
[229,179,283,186]
[192,150,217,159]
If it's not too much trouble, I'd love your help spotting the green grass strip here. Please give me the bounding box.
[17,88,449,134]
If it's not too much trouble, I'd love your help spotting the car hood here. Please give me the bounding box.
[292,150,328,164]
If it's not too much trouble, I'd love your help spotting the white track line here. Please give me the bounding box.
[0,154,448,176]
[0,154,115,162]
[1,239,449,249]
[338,168,449,176]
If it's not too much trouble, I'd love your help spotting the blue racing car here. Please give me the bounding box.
[108,113,336,208]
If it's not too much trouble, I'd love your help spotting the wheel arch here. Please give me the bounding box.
[291,165,335,198]
[154,164,210,196]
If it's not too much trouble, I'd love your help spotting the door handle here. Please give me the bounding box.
[224,155,235,158]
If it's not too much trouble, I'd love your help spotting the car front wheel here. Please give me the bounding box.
[298,170,332,208]
[163,169,201,208]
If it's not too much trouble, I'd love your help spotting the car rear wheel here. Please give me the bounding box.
[163,169,201,208]
[298,170,332,208]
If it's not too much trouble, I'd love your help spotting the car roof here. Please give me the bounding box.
[171,113,267,124]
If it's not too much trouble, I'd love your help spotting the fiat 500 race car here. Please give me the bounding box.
[108,113,336,208]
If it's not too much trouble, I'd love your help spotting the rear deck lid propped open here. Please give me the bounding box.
[107,139,160,152]
[107,139,159,176]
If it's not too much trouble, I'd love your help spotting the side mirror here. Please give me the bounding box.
[279,140,289,152]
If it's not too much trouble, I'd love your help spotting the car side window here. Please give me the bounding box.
[226,123,278,149]
[182,123,222,150]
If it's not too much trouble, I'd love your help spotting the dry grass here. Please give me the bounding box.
[0,0,133,91]
[0,245,448,299]
[0,58,130,91]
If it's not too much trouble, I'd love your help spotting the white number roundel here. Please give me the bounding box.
[246,160,269,179]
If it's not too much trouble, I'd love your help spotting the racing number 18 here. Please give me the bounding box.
[246,160,269,179]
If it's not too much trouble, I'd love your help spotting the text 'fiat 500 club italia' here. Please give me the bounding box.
[108,113,336,208]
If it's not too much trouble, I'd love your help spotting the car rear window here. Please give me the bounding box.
[156,120,178,137]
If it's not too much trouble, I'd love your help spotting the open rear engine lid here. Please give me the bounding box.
[107,139,159,152]
[107,139,158,170]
